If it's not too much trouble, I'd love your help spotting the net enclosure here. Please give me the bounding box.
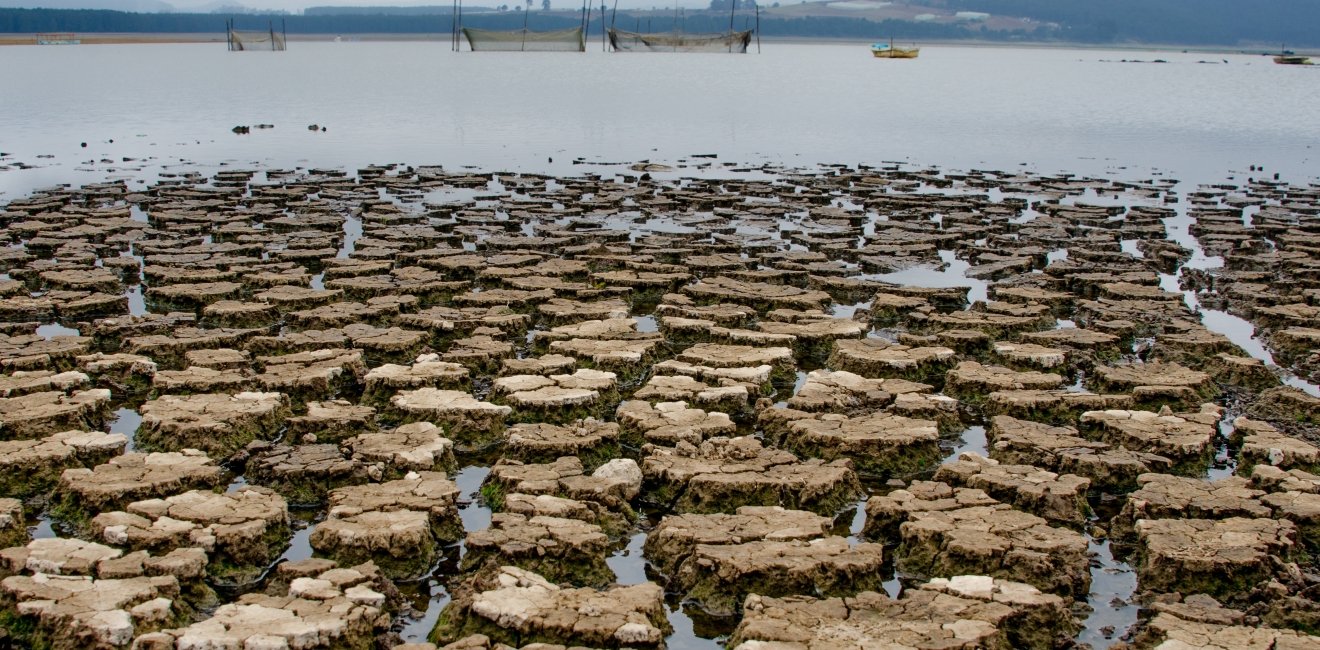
[462,27,586,52]
[608,28,753,53]
[227,22,286,51]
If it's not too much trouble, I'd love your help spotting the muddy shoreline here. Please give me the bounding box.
[0,159,1316,648]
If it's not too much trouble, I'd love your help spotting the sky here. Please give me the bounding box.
[0,0,715,12]
[180,0,709,10]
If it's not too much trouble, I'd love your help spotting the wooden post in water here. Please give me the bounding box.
[728,0,736,52]
[458,0,464,52]
[269,21,275,51]
[451,0,457,51]
[522,4,529,51]
[584,1,592,46]
[282,18,286,50]
[601,2,607,51]
[610,0,618,33]
[755,4,765,52]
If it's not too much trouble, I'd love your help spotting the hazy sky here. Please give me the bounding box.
[169,0,710,9]
[0,0,718,12]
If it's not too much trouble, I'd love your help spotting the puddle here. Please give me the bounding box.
[453,465,493,549]
[30,515,56,540]
[942,425,987,461]
[664,604,724,650]
[869,250,988,305]
[1076,538,1139,649]
[1206,418,1238,480]
[35,323,79,339]
[398,579,451,642]
[108,407,142,451]
[830,301,870,319]
[338,212,363,259]
[275,513,317,564]
[226,475,249,493]
[635,315,659,333]
[606,532,649,585]
[126,285,146,316]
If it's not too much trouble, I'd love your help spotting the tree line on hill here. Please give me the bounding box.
[944,0,1319,46]
[1,1,1317,47]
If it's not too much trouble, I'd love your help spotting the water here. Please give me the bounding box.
[606,532,649,585]
[943,425,988,461]
[869,251,988,305]
[108,407,142,451]
[1077,539,1139,648]
[3,43,1319,201]
[35,323,79,339]
[277,518,316,564]
[452,465,493,536]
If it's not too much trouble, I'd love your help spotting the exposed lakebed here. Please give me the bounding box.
[0,160,1316,649]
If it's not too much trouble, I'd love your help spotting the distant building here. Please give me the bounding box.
[954,11,989,21]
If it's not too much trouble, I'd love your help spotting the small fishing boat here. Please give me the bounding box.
[872,39,918,59]
[1272,44,1312,65]
[1274,54,1313,65]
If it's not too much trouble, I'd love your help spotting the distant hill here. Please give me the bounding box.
[762,0,1320,46]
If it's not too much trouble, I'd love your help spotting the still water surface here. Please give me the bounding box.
[2,41,1319,197]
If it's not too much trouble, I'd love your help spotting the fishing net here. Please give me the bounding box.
[462,27,586,52]
[608,28,752,53]
[229,30,287,51]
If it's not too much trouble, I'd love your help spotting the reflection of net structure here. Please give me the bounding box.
[608,29,753,52]
[228,30,287,51]
[462,27,586,52]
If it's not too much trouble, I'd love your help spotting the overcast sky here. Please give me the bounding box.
[171,0,712,10]
[0,0,717,11]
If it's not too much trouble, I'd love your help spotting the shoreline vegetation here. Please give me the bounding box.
[0,32,1309,55]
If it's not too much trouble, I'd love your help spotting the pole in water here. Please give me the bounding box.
[728,0,735,52]
[522,3,529,51]
[755,4,760,53]
[282,18,286,50]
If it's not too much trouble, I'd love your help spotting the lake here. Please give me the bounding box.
[2,41,1319,198]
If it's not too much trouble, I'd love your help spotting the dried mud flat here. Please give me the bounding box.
[0,160,1316,649]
